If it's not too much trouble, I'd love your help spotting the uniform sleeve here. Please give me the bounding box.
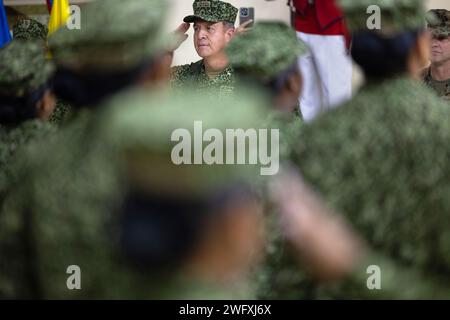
[326,251,450,299]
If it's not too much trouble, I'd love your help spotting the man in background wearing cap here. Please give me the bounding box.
[171,0,238,97]
[422,9,450,101]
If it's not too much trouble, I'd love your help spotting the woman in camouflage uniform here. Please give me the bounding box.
[283,0,450,298]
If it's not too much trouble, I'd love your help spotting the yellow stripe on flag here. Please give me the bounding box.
[48,0,70,35]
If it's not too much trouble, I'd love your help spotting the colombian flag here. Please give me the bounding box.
[48,0,70,35]
[0,0,12,48]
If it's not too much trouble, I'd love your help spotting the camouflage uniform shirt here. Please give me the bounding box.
[422,67,450,101]
[171,60,235,98]
[0,120,55,199]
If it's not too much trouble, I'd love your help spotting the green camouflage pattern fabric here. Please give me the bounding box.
[0,90,267,299]
[49,101,72,126]
[171,60,235,99]
[422,67,450,101]
[227,22,307,81]
[339,0,427,34]
[0,120,55,202]
[13,19,48,41]
[256,219,450,299]
[48,0,173,71]
[427,9,450,37]
[0,41,54,97]
[264,76,450,299]
[183,0,238,24]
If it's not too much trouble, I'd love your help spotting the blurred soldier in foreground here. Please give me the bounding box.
[422,9,450,101]
[0,41,56,199]
[0,0,173,298]
[228,21,365,294]
[286,0,450,298]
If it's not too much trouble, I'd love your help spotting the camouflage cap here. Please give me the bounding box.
[0,41,54,97]
[48,0,173,71]
[183,0,238,25]
[100,90,268,197]
[227,21,307,81]
[427,9,450,38]
[13,18,48,41]
[339,0,427,34]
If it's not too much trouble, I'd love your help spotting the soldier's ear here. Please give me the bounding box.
[416,31,431,66]
[408,31,431,79]
[225,27,235,43]
[36,90,57,120]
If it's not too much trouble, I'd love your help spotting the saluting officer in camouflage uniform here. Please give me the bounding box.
[226,22,426,299]
[282,0,450,299]
[171,0,238,97]
[227,22,364,295]
[422,9,450,101]
[0,0,173,298]
[0,41,56,199]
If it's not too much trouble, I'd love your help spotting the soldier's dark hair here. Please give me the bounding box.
[118,183,255,274]
[351,30,421,79]
[0,83,51,126]
[53,56,161,109]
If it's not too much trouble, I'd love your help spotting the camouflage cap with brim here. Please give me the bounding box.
[183,0,238,25]
[100,89,270,198]
[227,21,307,81]
[13,18,48,41]
[339,0,427,35]
[0,41,54,97]
[48,0,175,72]
[427,9,450,38]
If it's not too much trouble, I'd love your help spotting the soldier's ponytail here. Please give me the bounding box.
[351,30,421,79]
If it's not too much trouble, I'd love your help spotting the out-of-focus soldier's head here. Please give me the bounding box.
[227,21,306,113]
[340,0,430,80]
